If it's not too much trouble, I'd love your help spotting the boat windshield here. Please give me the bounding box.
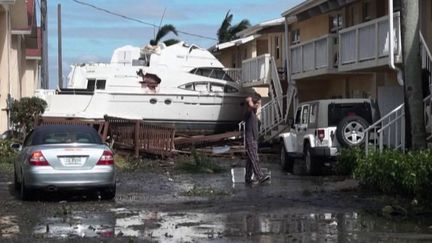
[189,68,235,82]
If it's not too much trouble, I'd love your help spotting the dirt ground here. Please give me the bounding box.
[1,154,432,242]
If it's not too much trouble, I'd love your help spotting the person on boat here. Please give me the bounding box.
[138,70,161,94]
[244,93,270,185]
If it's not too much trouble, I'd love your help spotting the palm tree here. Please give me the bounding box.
[150,24,180,46]
[217,10,251,44]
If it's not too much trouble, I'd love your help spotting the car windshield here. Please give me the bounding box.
[29,126,102,145]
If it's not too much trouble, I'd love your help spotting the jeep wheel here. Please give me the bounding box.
[336,116,369,148]
[280,144,294,173]
[304,144,320,175]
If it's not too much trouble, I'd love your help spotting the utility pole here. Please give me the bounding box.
[57,4,63,88]
[41,0,49,89]
[401,0,426,149]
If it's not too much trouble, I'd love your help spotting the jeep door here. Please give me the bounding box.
[295,104,310,154]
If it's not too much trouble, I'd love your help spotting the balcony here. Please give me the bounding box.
[338,12,402,72]
[240,54,271,87]
[290,34,337,80]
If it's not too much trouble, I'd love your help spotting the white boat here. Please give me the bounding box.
[36,42,252,134]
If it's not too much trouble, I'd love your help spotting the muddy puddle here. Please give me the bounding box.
[23,208,432,242]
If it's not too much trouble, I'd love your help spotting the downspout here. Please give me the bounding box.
[389,0,404,85]
[5,5,11,129]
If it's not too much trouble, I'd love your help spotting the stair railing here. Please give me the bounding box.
[420,32,432,139]
[364,104,405,155]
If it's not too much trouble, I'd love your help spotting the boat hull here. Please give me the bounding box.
[41,92,247,135]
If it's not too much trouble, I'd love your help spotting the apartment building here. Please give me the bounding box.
[282,0,432,117]
[0,0,41,133]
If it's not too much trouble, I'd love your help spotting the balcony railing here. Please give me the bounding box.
[290,34,337,78]
[339,12,401,69]
[240,54,271,86]
[223,68,242,82]
[0,0,16,4]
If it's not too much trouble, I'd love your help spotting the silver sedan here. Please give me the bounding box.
[13,125,116,200]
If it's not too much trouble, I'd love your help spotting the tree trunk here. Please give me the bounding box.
[401,0,426,149]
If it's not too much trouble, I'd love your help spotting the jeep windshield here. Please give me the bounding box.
[328,102,373,126]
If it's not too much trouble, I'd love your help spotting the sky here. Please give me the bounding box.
[44,0,303,89]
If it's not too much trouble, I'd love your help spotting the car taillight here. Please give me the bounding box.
[97,150,114,165]
[317,129,325,141]
[29,151,50,166]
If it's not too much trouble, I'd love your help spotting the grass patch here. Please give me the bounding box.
[0,163,13,173]
[183,185,230,197]
[176,149,226,174]
[355,149,432,202]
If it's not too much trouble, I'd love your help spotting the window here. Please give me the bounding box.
[295,108,302,124]
[179,82,209,92]
[291,29,300,44]
[301,105,309,124]
[275,36,280,59]
[180,83,194,91]
[224,85,239,93]
[210,83,224,92]
[194,82,208,92]
[87,79,96,91]
[362,1,372,22]
[330,14,343,32]
[309,104,317,124]
[96,80,106,90]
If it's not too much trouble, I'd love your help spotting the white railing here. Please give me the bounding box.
[364,104,405,155]
[339,12,401,66]
[223,68,242,82]
[240,54,271,85]
[238,95,287,136]
[420,31,432,139]
[290,34,337,75]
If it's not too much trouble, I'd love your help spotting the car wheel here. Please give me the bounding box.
[101,184,116,200]
[336,116,369,148]
[280,144,294,173]
[304,144,320,176]
[20,176,31,201]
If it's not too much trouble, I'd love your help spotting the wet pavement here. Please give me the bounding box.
[1,157,432,242]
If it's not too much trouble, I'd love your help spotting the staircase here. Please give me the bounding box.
[238,54,297,142]
[364,31,432,154]
[364,104,405,155]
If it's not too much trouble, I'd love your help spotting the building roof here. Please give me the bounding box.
[282,0,327,17]
[237,17,285,37]
[210,34,261,52]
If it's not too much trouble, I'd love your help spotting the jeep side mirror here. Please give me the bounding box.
[10,143,22,151]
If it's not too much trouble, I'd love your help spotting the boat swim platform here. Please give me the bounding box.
[37,116,243,157]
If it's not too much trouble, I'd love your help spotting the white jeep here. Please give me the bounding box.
[279,99,379,175]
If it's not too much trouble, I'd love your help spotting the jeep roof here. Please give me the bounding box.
[295,98,378,128]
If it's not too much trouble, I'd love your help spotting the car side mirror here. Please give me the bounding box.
[10,143,22,151]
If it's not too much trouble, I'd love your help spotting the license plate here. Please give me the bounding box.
[60,157,86,166]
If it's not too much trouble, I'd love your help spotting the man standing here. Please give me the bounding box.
[244,93,270,184]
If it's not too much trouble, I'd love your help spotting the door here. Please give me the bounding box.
[295,104,310,154]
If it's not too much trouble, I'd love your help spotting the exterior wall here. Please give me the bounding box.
[10,0,27,30]
[267,33,285,69]
[23,59,38,97]
[296,71,399,103]
[289,12,333,43]
[0,1,39,133]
